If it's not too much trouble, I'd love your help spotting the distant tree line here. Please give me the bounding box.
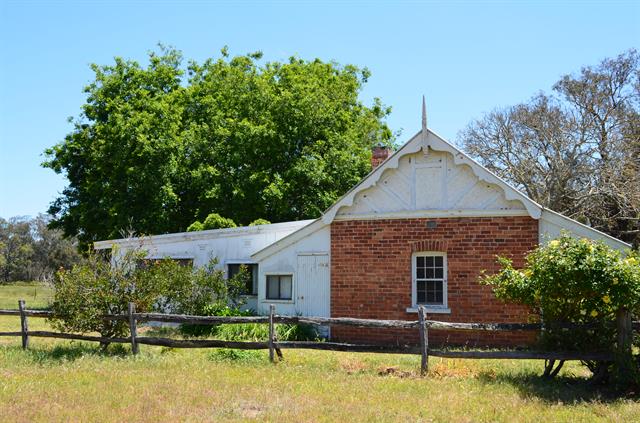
[0,215,81,283]
[459,49,640,247]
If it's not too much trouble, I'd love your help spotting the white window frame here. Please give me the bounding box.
[263,272,295,304]
[225,260,258,297]
[407,251,451,314]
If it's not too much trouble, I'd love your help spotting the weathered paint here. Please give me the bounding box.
[95,221,314,311]
[256,225,330,317]
[335,150,527,219]
[94,103,630,337]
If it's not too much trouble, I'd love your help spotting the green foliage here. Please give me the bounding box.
[143,257,246,316]
[179,304,252,337]
[49,250,150,339]
[0,214,80,282]
[186,213,236,232]
[482,233,640,382]
[179,303,319,342]
[186,221,204,232]
[49,250,247,338]
[275,322,319,342]
[213,322,319,342]
[43,46,394,248]
[483,234,640,324]
[203,213,236,230]
[249,218,271,226]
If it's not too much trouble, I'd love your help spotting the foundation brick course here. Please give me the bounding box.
[330,216,539,347]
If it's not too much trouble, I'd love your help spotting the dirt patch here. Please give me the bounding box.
[429,362,484,379]
[340,358,369,375]
[236,401,267,419]
[377,366,414,378]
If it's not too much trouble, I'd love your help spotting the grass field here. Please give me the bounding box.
[0,280,53,309]
[1,282,638,422]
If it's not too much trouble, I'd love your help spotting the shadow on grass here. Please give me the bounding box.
[477,370,637,403]
[4,342,131,365]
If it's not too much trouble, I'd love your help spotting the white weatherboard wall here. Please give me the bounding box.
[256,225,330,317]
[94,221,313,311]
[538,210,630,251]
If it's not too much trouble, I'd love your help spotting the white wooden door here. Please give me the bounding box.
[296,254,330,317]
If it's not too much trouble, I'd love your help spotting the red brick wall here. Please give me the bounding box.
[330,216,539,347]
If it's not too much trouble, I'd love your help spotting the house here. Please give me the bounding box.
[95,101,630,347]
[94,220,314,312]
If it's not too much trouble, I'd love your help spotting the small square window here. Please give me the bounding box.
[266,275,293,300]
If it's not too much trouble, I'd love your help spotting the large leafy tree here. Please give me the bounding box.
[44,47,393,248]
[459,50,640,246]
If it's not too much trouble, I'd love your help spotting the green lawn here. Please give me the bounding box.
[1,282,638,422]
[0,280,53,310]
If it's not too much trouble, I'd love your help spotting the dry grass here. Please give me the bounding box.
[1,282,639,422]
[0,281,52,310]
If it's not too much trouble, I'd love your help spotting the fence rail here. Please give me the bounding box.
[0,301,636,375]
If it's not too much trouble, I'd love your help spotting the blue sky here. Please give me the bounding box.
[1,0,638,218]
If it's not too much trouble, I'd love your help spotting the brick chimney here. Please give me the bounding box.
[371,145,392,169]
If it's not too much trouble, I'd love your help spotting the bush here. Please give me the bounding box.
[179,304,318,342]
[187,213,237,232]
[146,258,247,316]
[49,249,248,342]
[249,218,271,226]
[179,304,253,337]
[49,250,155,340]
[482,233,640,383]
[186,221,204,232]
[214,322,319,342]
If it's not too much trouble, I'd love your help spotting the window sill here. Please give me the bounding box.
[406,307,451,314]
[261,299,294,304]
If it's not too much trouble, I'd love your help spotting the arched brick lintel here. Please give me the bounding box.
[410,239,449,253]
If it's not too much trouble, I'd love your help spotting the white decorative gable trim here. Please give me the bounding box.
[252,104,631,261]
[321,129,543,224]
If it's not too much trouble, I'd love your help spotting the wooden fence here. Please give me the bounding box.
[1,301,637,375]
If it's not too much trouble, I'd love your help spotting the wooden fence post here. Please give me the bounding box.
[269,304,275,363]
[418,306,428,376]
[616,308,632,374]
[18,300,29,349]
[128,302,139,355]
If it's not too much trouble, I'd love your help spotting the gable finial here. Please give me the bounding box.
[422,95,427,134]
[421,96,429,156]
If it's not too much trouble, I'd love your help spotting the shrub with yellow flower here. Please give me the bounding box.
[481,232,640,381]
